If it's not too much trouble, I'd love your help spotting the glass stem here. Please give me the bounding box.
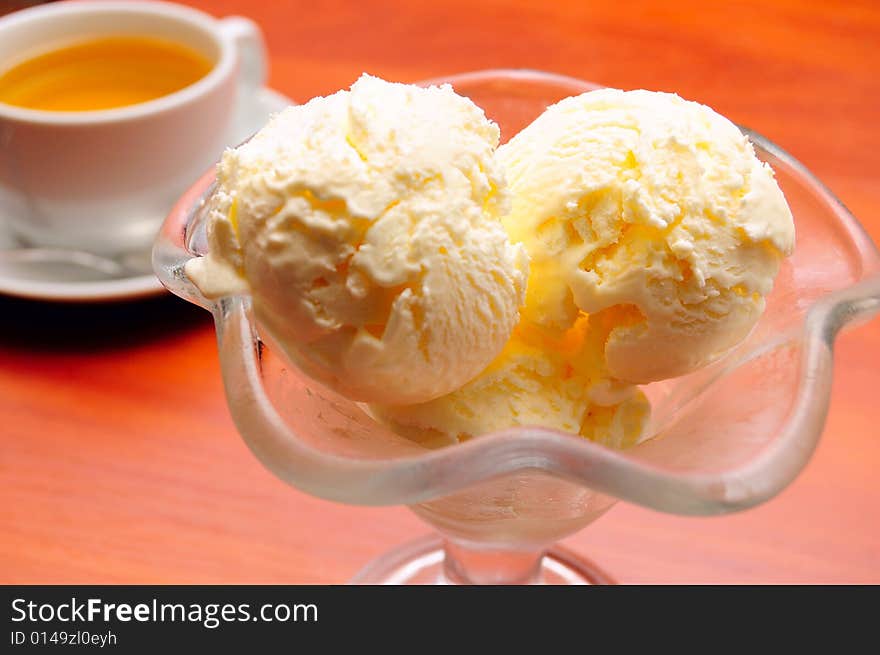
[442,540,545,584]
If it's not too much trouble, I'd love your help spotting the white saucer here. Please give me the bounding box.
[0,87,293,303]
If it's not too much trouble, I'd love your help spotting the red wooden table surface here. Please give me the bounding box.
[2,0,879,583]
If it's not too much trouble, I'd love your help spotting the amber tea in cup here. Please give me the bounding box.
[0,0,267,254]
[0,36,213,111]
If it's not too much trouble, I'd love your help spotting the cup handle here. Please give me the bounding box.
[219,16,267,92]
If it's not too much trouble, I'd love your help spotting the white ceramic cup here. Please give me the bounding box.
[0,0,267,254]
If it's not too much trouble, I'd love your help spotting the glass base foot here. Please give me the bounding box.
[350,535,615,585]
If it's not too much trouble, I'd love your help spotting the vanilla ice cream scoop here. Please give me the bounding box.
[497,88,795,383]
[372,315,650,449]
[186,74,528,404]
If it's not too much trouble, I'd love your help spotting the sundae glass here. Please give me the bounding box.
[153,70,880,584]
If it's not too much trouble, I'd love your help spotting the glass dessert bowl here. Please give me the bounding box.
[153,69,880,584]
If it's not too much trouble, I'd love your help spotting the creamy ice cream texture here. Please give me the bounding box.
[189,77,795,448]
[186,74,528,405]
[372,313,650,448]
[497,88,795,383]
[375,87,794,445]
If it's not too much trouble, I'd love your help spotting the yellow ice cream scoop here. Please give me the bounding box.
[497,88,795,383]
[186,74,528,405]
[372,314,650,449]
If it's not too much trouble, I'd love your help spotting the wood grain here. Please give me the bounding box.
[1,0,878,583]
